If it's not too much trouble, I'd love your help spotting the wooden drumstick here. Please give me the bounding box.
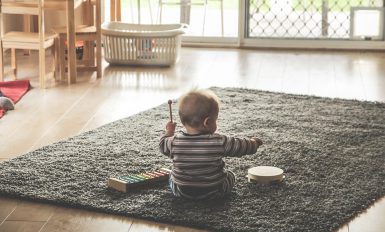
[168,100,173,123]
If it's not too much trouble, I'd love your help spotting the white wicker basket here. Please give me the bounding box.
[101,22,187,66]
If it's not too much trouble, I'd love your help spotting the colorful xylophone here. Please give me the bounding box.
[108,168,171,193]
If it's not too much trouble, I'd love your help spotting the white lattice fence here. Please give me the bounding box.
[248,0,384,39]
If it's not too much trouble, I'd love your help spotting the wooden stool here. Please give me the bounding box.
[52,0,101,83]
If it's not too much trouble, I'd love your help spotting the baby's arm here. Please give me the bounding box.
[223,135,263,157]
[159,121,176,158]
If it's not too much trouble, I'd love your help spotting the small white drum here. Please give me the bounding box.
[247,166,285,184]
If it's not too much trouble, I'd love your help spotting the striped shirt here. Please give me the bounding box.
[159,132,260,187]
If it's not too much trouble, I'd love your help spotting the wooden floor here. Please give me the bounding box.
[0,47,385,232]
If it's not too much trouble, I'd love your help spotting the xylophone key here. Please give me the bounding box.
[119,176,138,183]
[140,173,155,179]
[152,171,166,176]
[130,174,147,181]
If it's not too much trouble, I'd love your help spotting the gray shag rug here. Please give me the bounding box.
[1,87,385,232]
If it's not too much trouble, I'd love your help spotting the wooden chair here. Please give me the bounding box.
[0,0,58,88]
[52,0,102,82]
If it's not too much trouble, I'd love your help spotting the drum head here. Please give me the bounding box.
[247,166,284,183]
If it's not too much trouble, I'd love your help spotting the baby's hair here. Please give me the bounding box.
[178,89,220,128]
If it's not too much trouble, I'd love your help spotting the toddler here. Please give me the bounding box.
[159,89,263,199]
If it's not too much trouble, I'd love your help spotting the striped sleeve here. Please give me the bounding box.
[222,135,259,157]
[159,135,175,158]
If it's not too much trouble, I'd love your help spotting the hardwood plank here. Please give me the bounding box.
[0,221,45,232]
[337,197,385,232]
[333,67,366,100]
[29,80,113,150]
[307,54,337,98]
[0,88,40,137]
[0,197,18,223]
[128,218,207,232]
[172,225,208,232]
[359,62,385,102]
[80,90,180,133]
[0,83,97,158]
[79,69,185,132]
[336,225,349,232]
[6,201,56,222]
[40,207,133,232]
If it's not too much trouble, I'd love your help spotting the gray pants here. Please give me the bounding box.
[169,170,236,200]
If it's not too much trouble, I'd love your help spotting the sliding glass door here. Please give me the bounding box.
[104,0,385,49]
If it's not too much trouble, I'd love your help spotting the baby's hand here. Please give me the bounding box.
[251,137,263,146]
[165,121,176,136]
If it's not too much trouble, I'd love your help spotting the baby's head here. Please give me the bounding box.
[178,89,220,134]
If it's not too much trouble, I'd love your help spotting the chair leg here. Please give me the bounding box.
[23,15,31,56]
[11,48,17,79]
[53,37,59,80]
[59,35,66,81]
[96,0,102,78]
[38,48,46,89]
[96,38,102,78]
[0,42,4,82]
[86,41,95,66]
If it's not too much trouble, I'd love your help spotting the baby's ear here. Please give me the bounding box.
[203,117,210,127]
